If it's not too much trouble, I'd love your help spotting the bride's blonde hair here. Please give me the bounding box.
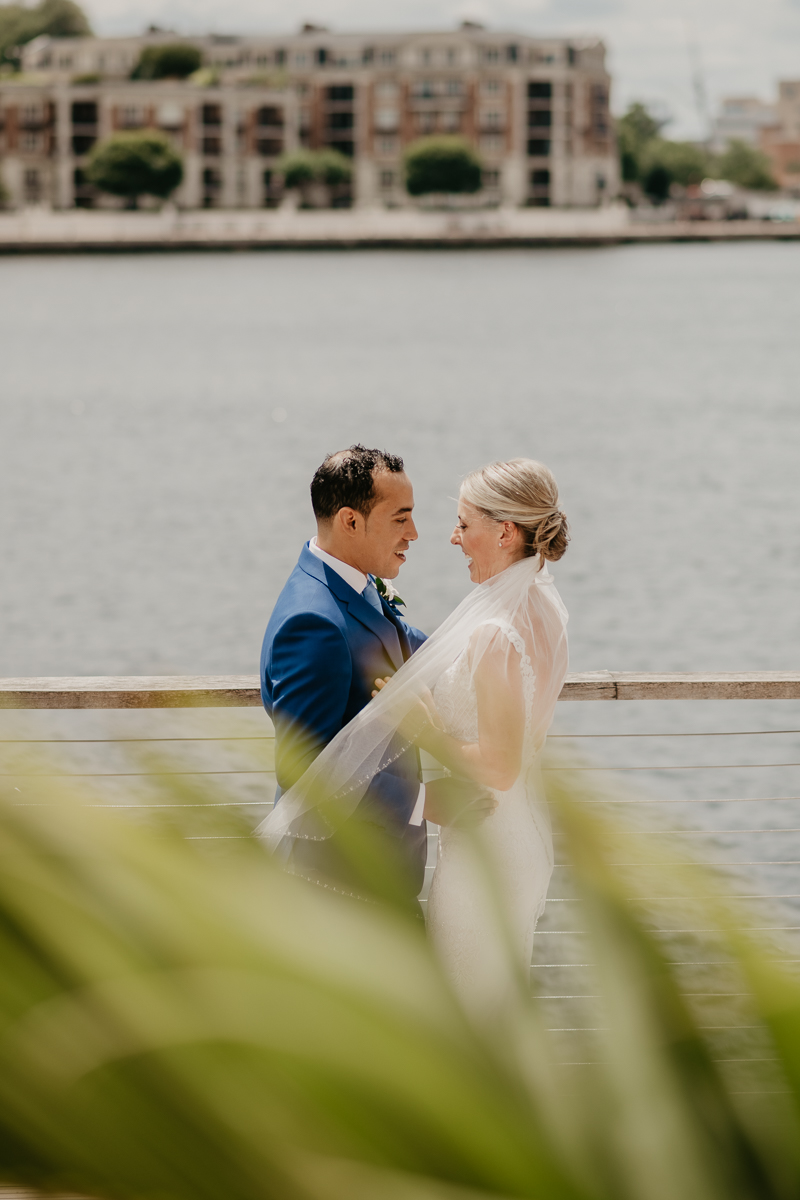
[461,458,570,562]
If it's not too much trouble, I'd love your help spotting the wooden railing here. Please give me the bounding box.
[2,671,800,709]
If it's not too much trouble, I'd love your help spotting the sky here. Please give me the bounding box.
[81,0,800,138]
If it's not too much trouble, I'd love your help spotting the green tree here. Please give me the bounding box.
[616,101,668,183]
[279,148,316,189]
[131,42,202,81]
[0,0,90,69]
[640,137,710,200]
[714,139,778,190]
[404,135,483,196]
[86,130,183,208]
[316,147,352,187]
[278,148,352,206]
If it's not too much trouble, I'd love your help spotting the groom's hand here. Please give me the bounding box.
[423,777,497,829]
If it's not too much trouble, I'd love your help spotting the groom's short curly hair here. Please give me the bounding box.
[311,444,404,522]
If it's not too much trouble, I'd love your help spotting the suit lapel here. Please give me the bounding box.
[375,590,413,663]
[298,544,404,672]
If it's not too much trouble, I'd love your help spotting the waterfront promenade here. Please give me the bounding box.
[1,203,799,252]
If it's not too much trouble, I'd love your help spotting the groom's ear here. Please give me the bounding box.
[336,506,364,536]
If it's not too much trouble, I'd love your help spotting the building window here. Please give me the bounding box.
[417,112,436,133]
[379,49,395,65]
[328,111,354,130]
[295,52,307,66]
[376,80,398,99]
[316,47,328,65]
[158,103,183,129]
[119,106,143,129]
[528,109,552,127]
[257,138,283,157]
[377,135,397,154]
[445,79,463,95]
[23,168,41,202]
[528,81,552,99]
[202,136,222,155]
[21,104,44,126]
[375,107,399,131]
[480,134,503,153]
[73,166,95,207]
[263,168,282,208]
[380,169,395,188]
[529,167,550,206]
[72,134,95,155]
[202,167,222,207]
[527,138,551,157]
[21,132,42,152]
[591,85,609,138]
[506,44,519,62]
[327,84,354,101]
[71,101,97,126]
[483,47,500,63]
[483,168,500,187]
[482,79,501,94]
[481,110,503,128]
[202,104,222,127]
[257,106,283,127]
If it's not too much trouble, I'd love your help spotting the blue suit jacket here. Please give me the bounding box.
[260,543,428,895]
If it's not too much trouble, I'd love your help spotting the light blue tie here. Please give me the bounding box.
[362,579,385,614]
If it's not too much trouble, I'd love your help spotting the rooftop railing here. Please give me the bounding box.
[2,671,799,1092]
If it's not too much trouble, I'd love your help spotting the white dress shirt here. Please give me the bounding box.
[308,536,369,593]
[307,538,426,826]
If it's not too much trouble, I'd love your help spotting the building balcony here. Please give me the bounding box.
[256,138,283,157]
[71,134,97,156]
[527,138,551,157]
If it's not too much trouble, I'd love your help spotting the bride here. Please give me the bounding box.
[259,458,570,1002]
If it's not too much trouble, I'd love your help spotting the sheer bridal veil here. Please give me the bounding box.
[256,554,569,858]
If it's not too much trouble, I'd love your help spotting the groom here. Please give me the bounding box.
[260,444,489,908]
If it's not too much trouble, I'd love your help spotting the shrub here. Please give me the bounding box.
[278,148,352,190]
[131,43,202,81]
[86,130,183,207]
[404,135,483,195]
[2,761,800,1200]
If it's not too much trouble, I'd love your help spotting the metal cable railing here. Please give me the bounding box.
[2,672,800,1091]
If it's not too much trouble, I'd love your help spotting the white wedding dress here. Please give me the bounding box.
[428,602,567,1010]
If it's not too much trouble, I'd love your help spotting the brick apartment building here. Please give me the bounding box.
[1,22,618,211]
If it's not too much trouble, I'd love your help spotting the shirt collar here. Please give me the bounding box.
[308,537,369,595]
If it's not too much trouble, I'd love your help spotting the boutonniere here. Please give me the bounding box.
[375,576,406,613]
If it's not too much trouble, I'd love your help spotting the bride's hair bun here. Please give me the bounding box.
[460,458,570,563]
